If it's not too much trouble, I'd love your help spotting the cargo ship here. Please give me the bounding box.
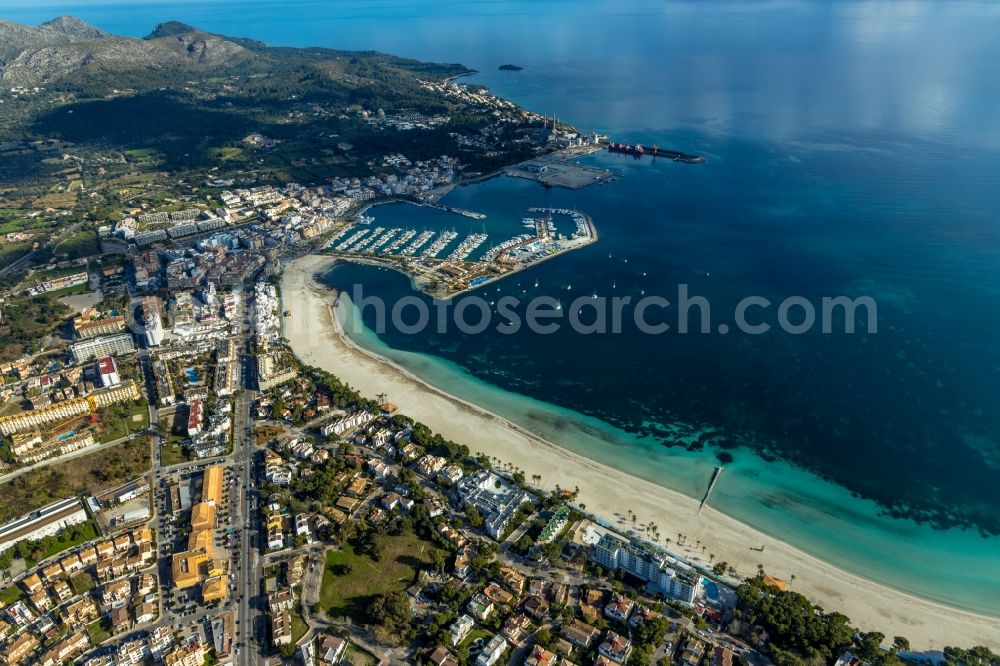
[606,142,705,164]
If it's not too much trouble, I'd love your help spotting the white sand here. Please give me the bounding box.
[282,254,1000,651]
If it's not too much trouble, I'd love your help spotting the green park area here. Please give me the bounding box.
[320,533,441,623]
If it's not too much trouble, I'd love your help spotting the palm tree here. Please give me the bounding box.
[709,553,715,563]
[756,564,764,577]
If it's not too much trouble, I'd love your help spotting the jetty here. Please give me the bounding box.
[606,141,705,164]
[419,201,486,220]
[698,466,724,513]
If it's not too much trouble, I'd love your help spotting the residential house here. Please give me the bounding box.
[598,631,632,664]
[560,619,599,649]
[414,454,446,477]
[110,606,133,632]
[713,647,734,666]
[437,465,464,484]
[0,631,39,664]
[678,637,706,666]
[498,566,527,594]
[52,579,73,602]
[41,562,63,582]
[36,630,89,666]
[19,573,43,594]
[136,602,157,625]
[62,596,99,625]
[449,614,475,647]
[525,645,575,666]
[29,589,52,613]
[102,578,133,608]
[428,646,460,666]
[502,614,532,645]
[522,595,549,620]
[628,605,658,628]
[317,634,348,664]
[475,635,507,666]
[483,582,515,606]
[467,592,495,621]
[603,593,635,623]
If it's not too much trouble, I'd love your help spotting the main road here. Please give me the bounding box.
[235,296,265,665]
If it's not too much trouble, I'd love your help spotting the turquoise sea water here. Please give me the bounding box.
[13,1,1000,613]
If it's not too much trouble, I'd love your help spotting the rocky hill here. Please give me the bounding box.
[0,16,257,86]
[0,16,467,91]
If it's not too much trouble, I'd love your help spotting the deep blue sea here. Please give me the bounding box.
[11,0,1000,613]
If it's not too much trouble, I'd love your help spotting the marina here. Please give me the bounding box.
[321,202,598,298]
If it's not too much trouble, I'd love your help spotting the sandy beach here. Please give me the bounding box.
[282,253,1000,651]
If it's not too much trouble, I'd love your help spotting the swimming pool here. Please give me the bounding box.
[702,577,719,601]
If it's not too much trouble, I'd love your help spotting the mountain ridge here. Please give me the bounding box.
[0,16,470,94]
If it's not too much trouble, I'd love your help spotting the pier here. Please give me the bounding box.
[418,201,486,220]
[698,466,724,513]
[606,141,705,164]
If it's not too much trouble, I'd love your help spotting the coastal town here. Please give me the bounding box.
[0,65,746,665]
[1,155,993,665]
[0,117,753,664]
[0,15,997,666]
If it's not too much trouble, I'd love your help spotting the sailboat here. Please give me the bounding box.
[612,280,616,289]
[534,279,539,288]
[566,284,572,290]
[591,290,598,299]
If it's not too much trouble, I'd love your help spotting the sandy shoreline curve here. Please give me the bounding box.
[281,253,1000,651]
